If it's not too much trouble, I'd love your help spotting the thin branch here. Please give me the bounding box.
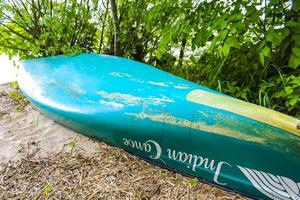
[17,0,36,25]
[2,12,38,38]
[0,43,31,51]
[8,0,41,37]
[0,22,35,44]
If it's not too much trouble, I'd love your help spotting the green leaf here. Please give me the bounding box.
[219,43,230,58]
[292,34,300,46]
[288,54,300,68]
[9,81,19,89]
[281,28,290,39]
[188,178,199,187]
[218,29,228,40]
[44,182,53,197]
[259,46,271,65]
[288,98,298,106]
[231,13,243,21]
[270,0,279,5]
[294,0,300,12]
[156,36,170,59]
[226,37,240,49]
[262,46,271,58]
[218,37,240,58]
[215,19,227,30]
[156,49,163,59]
[284,86,293,95]
[194,30,212,46]
[286,20,299,28]
[232,21,245,33]
[286,20,300,33]
[266,28,284,46]
[292,47,300,57]
[291,77,300,85]
[67,140,77,149]
[259,52,265,66]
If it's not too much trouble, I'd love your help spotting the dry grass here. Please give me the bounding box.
[0,143,246,200]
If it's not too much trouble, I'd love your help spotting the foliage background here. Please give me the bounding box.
[0,0,299,116]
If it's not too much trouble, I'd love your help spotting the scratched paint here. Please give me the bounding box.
[125,110,300,153]
[174,84,190,90]
[99,100,124,109]
[96,90,174,107]
[109,72,132,78]
[109,71,190,90]
[125,112,266,143]
[147,81,169,87]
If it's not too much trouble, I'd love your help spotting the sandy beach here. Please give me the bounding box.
[0,84,247,199]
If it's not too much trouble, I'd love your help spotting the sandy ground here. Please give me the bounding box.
[0,84,101,164]
[0,84,248,199]
[0,54,18,85]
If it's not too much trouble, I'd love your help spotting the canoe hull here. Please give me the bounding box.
[18,54,300,200]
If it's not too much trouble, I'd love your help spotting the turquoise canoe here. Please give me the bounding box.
[18,54,300,200]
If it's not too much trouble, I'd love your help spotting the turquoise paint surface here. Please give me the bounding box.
[18,54,300,200]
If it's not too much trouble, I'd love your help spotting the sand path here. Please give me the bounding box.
[0,84,100,164]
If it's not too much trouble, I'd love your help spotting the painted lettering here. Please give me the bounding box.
[167,149,193,163]
[213,162,231,185]
[122,138,161,160]
[124,138,231,186]
[192,155,215,171]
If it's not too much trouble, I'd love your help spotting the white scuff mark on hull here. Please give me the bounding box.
[147,81,169,87]
[174,84,190,90]
[130,77,144,83]
[146,96,174,105]
[99,100,124,109]
[96,91,174,107]
[109,72,132,78]
[68,82,86,96]
[97,91,142,106]
[109,71,179,89]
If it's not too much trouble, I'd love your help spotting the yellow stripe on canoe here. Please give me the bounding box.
[187,90,300,138]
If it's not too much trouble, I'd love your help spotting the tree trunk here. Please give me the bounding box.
[109,0,120,56]
[98,0,109,53]
[178,36,187,67]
